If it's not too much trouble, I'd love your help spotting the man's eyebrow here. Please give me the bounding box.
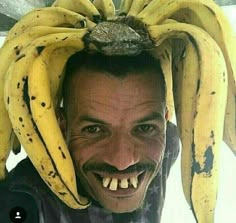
[135,112,164,123]
[77,115,108,125]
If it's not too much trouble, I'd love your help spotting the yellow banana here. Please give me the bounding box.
[46,47,79,108]
[118,0,134,16]
[128,0,147,17]
[138,0,236,155]
[4,31,90,209]
[148,22,228,223]
[150,40,175,121]
[93,0,116,20]
[0,26,88,180]
[224,87,236,155]
[172,37,201,207]
[5,6,96,43]
[53,0,101,22]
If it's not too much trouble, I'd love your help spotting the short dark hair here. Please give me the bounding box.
[62,51,166,108]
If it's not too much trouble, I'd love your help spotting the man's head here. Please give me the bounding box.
[61,51,167,213]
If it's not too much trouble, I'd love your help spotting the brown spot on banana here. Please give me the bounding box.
[192,143,214,177]
[196,79,201,94]
[58,146,66,159]
[36,46,45,55]
[15,54,26,62]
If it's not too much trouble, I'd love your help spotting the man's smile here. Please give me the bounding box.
[87,170,149,197]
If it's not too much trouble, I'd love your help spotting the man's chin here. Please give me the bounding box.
[101,198,144,214]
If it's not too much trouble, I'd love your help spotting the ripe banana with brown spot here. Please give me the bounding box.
[53,0,101,22]
[4,31,90,209]
[0,26,87,180]
[137,0,236,155]
[5,7,96,43]
[93,0,116,20]
[148,23,228,222]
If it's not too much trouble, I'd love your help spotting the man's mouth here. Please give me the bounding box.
[91,171,146,196]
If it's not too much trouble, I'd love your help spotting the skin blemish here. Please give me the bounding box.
[19,117,23,122]
[41,102,46,107]
[31,96,36,100]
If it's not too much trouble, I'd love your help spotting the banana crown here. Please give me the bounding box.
[0,0,235,221]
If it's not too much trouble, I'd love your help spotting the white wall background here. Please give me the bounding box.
[1,5,236,223]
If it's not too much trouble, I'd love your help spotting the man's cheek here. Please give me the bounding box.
[143,136,166,163]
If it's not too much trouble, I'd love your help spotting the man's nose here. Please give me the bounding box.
[102,132,140,171]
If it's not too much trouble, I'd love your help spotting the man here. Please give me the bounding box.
[0,51,179,223]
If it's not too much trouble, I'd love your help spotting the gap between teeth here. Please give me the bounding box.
[102,176,138,190]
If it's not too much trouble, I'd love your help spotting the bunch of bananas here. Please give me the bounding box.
[0,0,235,222]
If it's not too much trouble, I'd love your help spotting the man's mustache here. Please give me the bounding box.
[83,162,156,174]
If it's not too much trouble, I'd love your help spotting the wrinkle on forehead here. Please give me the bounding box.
[66,70,165,121]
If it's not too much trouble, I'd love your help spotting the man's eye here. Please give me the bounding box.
[133,124,157,135]
[82,125,102,134]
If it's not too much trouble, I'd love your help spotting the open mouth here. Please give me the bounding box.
[92,171,146,197]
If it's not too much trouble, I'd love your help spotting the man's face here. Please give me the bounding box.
[65,68,167,213]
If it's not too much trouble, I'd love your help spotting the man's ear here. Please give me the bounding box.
[57,107,67,139]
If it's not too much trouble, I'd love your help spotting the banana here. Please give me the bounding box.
[0,26,89,180]
[224,87,236,156]
[5,6,96,43]
[46,47,79,108]
[53,0,101,22]
[172,38,201,207]
[118,0,134,16]
[137,0,236,155]
[127,0,147,17]
[93,0,116,20]
[148,22,228,222]
[4,31,90,209]
[150,40,175,121]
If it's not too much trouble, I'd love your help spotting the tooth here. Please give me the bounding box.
[119,178,128,189]
[130,176,138,188]
[109,178,118,191]
[102,177,111,188]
